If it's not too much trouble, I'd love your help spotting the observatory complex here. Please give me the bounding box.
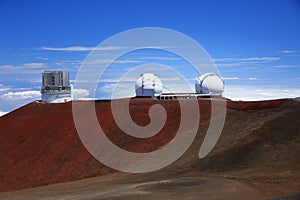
[41,71,72,103]
[135,73,224,99]
[40,70,223,103]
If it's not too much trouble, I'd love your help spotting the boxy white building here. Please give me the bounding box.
[41,71,72,103]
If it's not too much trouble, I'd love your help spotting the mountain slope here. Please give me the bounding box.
[0,98,299,199]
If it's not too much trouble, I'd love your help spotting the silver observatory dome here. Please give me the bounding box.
[135,73,163,97]
[195,73,224,95]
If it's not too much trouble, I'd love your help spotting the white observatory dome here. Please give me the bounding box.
[195,73,224,95]
[135,73,163,97]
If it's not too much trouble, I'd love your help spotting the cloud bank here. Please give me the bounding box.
[73,88,90,99]
[41,46,125,51]
[0,111,8,117]
[224,86,300,101]
[0,90,41,112]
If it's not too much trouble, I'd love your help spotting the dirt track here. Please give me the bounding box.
[0,98,299,199]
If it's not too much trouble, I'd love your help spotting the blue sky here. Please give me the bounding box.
[0,0,300,114]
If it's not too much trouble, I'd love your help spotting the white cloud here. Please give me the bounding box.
[53,59,82,66]
[71,77,137,84]
[0,63,47,74]
[100,77,137,82]
[224,86,300,101]
[87,59,142,65]
[41,46,125,51]
[0,88,91,112]
[222,77,259,81]
[0,65,14,70]
[3,91,41,100]
[73,88,90,99]
[248,77,259,80]
[98,83,135,99]
[23,62,47,68]
[0,84,10,92]
[246,57,280,61]
[138,56,181,61]
[28,78,42,83]
[160,77,181,81]
[222,77,239,80]
[217,62,269,67]
[0,87,10,92]
[0,111,8,117]
[36,56,48,60]
[267,65,296,69]
[0,90,41,112]
[139,46,176,49]
[99,83,118,94]
[70,79,96,83]
[216,63,245,67]
[280,50,297,54]
[214,56,280,68]
[41,45,176,52]
[123,66,171,72]
[214,57,280,62]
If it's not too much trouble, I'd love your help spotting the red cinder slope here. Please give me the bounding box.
[0,98,293,193]
[0,98,211,192]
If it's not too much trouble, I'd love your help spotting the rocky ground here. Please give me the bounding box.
[0,98,299,199]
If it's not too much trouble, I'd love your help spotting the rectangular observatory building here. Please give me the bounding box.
[41,71,72,103]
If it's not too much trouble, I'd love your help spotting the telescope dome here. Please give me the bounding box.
[135,73,163,97]
[195,73,224,95]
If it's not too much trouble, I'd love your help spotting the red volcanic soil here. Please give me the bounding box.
[0,97,299,199]
[0,98,209,192]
